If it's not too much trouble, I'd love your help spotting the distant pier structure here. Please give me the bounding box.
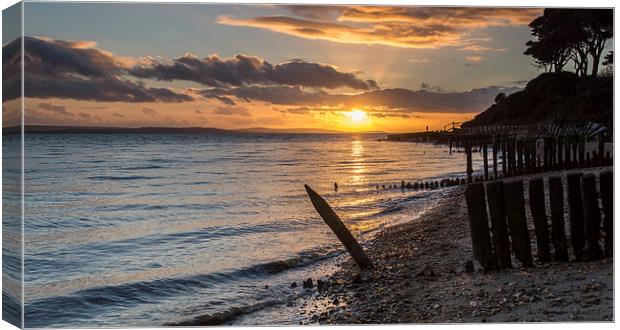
[387,122,612,183]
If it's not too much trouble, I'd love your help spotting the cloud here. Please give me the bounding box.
[142,107,159,116]
[408,58,431,63]
[2,36,193,103]
[79,112,91,118]
[458,45,507,52]
[204,85,522,114]
[217,7,541,50]
[213,106,252,117]
[465,55,483,64]
[38,102,74,117]
[130,54,378,90]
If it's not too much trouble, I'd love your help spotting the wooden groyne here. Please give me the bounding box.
[390,122,612,183]
[464,170,612,271]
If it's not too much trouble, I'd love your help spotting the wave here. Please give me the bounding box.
[87,175,163,181]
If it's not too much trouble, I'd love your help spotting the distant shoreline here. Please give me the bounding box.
[2,125,387,136]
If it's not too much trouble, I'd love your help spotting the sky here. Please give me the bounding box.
[1,2,610,132]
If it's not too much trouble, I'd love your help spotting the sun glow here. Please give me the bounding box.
[348,109,367,123]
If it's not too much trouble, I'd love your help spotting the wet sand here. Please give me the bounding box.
[300,169,613,324]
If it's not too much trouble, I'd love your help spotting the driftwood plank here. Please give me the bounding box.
[581,174,602,260]
[599,171,613,257]
[485,181,512,269]
[566,173,585,261]
[549,177,569,262]
[304,185,373,269]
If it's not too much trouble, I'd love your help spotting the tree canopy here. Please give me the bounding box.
[524,9,613,77]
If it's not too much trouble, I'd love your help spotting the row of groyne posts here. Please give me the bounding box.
[457,123,612,184]
[459,123,613,271]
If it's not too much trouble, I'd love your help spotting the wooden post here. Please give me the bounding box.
[572,138,578,168]
[483,144,489,180]
[304,185,373,269]
[466,143,473,183]
[516,141,523,175]
[548,177,569,261]
[566,173,586,261]
[564,139,572,170]
[503,180,534,267]
[492,141,498,179]
[581,174,602,260]
[464,183,495,271]
[598,133,605,166]
[528,178,551,262]
[485,181,512,269]
[524,141,531,174]
[501,140,507,176]
[599,171,613,257]
[578,136,585,167]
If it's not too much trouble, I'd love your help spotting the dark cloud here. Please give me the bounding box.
[130,54,378,90]
[213,106,252,117]
[142,107,159,116]
[2,37,193,103]
[38,102,74,117]
[203,85,522,114]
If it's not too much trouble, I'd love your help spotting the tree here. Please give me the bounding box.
[524,9,613,77]
[494,92,507,104]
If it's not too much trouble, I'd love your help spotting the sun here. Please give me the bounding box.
[349,109,367,123]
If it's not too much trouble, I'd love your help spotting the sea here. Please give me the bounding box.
[2,133,484,327]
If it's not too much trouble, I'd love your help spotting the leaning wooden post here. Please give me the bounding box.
[580,175,603,260]
[464,183,495,271]
[549,177,569,262]
[599,171,613,257]
[528,178,551,262]
[503,180,534,267]
[466,143,473,183]
[483,144,489,180]
[486,181,512,269]
[566,173,586,261]
[304,185,373,269]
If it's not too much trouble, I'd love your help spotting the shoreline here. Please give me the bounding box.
[299,169,613,324]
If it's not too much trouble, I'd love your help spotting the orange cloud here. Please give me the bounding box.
[217,6,543,50]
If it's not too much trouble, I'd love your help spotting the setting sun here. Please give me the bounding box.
[349,109,367,123]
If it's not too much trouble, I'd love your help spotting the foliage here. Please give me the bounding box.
[524,9,613,77]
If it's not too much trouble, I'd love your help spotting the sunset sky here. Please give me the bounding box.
[3,3,610,132]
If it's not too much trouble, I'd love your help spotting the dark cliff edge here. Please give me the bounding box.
[463,72,613,129]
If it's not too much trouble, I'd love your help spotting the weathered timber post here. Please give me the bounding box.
[572,139,579,168]
[556,137,564,170]
[578,137,585,167]
[598,133,605,166]
[543,138,550,171]
[517,141,523,175]
[566,173,586,261]
[501,140,507,176]
[493,141,498,179]
[466,143,473,183]
[599,171,613,257]
[524,141,531,174]
[304,185,373,269]
[503,180,534,267]
[483,144,489,180]
[549,177,569,261]
[564,139,572,170]
[528,178,551,262]
[580,175,602,260]
[464,183,495,271]
[485,181,512,269]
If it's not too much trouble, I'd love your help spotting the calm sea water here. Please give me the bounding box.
[10,133,483,327]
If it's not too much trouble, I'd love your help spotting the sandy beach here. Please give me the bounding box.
[299,167,614,324]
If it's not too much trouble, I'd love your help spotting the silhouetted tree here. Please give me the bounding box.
[603,51,613,66]
[525,9,612,77]
[494,92,506,104]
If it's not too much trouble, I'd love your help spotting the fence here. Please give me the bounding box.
[464,170,613,271]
